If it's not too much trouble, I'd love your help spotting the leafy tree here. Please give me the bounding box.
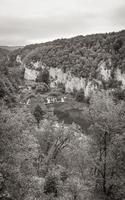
[75,89,85,102]
[44,174,58,197]
[0,106,39,200]
[113,39,123,53]
[35,83,49,94]
[88,91,125,199]
[0,81,5,98]
[33,105,45,128]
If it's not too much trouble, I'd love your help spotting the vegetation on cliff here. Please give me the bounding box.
[0,30,125,200]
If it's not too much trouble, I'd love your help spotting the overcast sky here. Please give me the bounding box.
[0,0,124,46]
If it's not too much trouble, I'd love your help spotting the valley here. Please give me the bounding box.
[0,30,125,200]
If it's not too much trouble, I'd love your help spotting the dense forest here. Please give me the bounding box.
[10,30,125,77]
[0,30,125,200]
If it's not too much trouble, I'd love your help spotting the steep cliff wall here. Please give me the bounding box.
[24,67,39,81]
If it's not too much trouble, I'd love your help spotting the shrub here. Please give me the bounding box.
[60,170,68,183]
[75,90,85,102]
[44,174,58,197]
[113,88,125,101]
[0,82,6,98]
[33,105,45,127]
[35,84,48,94]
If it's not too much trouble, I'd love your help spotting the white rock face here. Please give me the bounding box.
[84,81,93,97]
[16,55,22,64]
[24,67,39,81]
[116,69,125,88]
[49,67,86,92]
[31,61,40,69]
[24,60,47,81]
[24,65,102,97]
[49,67,98,97]
[99,61,111,81]
[31,61,46,70]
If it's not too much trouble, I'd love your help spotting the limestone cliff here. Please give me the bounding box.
[24,67,39,81]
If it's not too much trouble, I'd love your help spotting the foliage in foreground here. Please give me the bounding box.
[0,91,124,200]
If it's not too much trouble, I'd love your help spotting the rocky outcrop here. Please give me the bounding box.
[49,67,99,97]
[16,55,22,64]
[116,69,125,89]
[24,57,125,97]
[24,61,47,81]
[98,60,111,81]
[24,67,39,81]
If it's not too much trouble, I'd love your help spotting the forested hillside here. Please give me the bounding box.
[0,48,9,62]
[6,30,125,97]
[0,31,125,200]
[11,30,125,77]
[0,47,24,107]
